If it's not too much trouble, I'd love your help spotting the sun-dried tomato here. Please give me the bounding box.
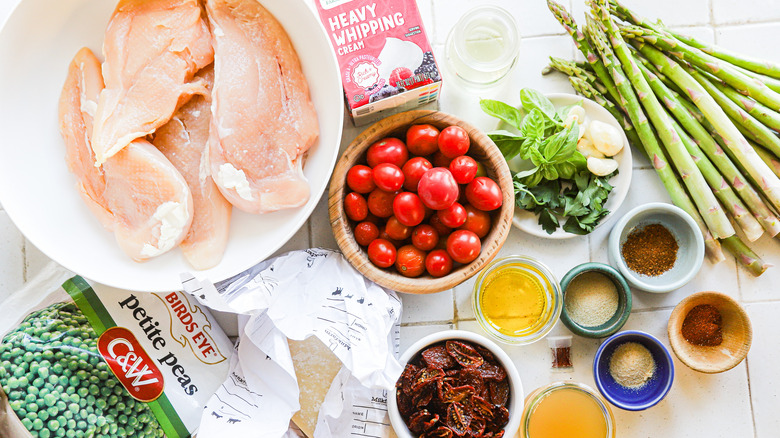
[408,410,440,434]
[445,402,472,436]
[488,380,509,407]
[482,431,504,438]
[414,381,436,408]
[468,418,486,437]
[464,395,494,421]
[398,390,414,418]
[437,380,475,404]
[446,341,484,368]
[422,345,457,369]
[413,367,445,393]
[486,406,509,432]
[473,344,497,365]
[400,363,422,395]
[421,427,454,438]
[477,361,506,381]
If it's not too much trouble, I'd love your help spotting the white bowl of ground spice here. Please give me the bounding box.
[607,203,705,293]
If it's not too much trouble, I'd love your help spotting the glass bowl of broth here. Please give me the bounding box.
[521,382,616,438]
[472,255,562,345]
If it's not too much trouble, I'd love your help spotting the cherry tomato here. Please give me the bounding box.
[384,216,413,241]
[406,124,440,156]
[344,192,368,221]
[411,224,439,251]
[367,189,396,218]
[395,245,426,278]
[417,168,459,210]
[449,156,478,185]
[431,151,454,168]
[368,239,396,268]
[438,126,470,158]
[465,177,503,211]
[367,137,408,168]
[372,163,404,192]
[446,230,481,264]
[428,214,452,238]
[392,192,425,227]
[425,249,453,277]
[354,221,380,246]
[437,202,467,228]
[402,157,433,192]
[378,229,404,248]
[346,165,375,193]
[460,204,491,238]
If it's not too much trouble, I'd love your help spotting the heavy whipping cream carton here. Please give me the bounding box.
[314,0,442,125]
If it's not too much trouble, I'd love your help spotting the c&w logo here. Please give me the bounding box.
[98,327,165,402]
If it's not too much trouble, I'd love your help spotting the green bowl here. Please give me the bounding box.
[560,262,632,338]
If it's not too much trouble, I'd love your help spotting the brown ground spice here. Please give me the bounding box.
[681,304,723,346]
[621,223,678,276]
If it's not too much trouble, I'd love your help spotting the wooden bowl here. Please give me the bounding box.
[667,291,752,373]
[328,110,514,294]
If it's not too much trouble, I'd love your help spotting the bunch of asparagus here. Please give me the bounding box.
[544,0,778,276]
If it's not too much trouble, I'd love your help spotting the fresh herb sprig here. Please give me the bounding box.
[481,89,616,235]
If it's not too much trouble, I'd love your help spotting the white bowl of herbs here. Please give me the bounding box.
[481,90,632,238]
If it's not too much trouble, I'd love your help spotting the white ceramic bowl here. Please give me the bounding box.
[0,0,343,291]
[506,93,632,239]
[608,203,705,293]
[388,329,524,438]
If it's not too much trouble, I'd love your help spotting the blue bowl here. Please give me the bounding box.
[593,330,674,411]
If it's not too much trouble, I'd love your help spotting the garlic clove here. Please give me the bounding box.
[577,137,605,158]
[587,156,619,176]
[585,120,624,157]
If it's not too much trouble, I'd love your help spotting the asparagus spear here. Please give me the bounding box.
[543,57,610,96]
[547,0,622,105]
[669,31,780,80]
[584,12,725,261]
[684,65,780,158]
[567,76,643,149]
[720,235,771,276]
[634,61,780,237]
[589,4,735,239]
[702,74,780,132]
[629,37,780,214]
[755,145,780,179]
[621,24,780,112]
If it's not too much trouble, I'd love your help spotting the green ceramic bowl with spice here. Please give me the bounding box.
[607,203,704,293]
[560,262,632,338]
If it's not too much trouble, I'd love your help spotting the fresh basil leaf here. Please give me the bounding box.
[522,170,545,188]
[544,124,579,163]
[489,131,525,160]
[542,166,559,181]
[538,208,560,234]
[555,162,577,180]
[520,89,562,126]
[480,99,525,130]
[569,151,588,171]
[520,109,546,140]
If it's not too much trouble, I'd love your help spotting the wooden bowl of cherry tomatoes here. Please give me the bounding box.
[328,110,513,294]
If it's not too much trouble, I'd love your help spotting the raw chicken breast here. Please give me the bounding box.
[59,47,113,229]
[154,65,232,270]
[60,48,194,262]
[205,0,319,214]
[91,0,214,165]
[103,139,194,261]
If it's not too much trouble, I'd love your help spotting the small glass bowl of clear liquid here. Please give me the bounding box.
[445,6,520,88]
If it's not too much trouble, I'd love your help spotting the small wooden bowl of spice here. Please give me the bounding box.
[607,203,705,293]
[667,291,752,373]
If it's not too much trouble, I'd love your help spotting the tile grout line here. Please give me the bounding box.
[20,239,27,283]
[744,356,758,438]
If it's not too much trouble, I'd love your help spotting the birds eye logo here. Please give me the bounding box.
[98,327,165,402]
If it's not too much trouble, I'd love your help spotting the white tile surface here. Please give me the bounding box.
[715,22,780,62]
[712,0,780,25]
[571,0,711,27]
[399,323,453,353]
[0,211,24,301]
[400,289,454,323]
[746,302,780,437]
[23,239,52,283]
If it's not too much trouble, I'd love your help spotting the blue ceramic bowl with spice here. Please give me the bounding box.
[593,330,675,411]
[560,263,632,338]
[607,203,704,293]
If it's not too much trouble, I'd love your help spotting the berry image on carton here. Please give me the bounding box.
[315,0,442,125]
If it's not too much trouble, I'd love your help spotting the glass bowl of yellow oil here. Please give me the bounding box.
[520,382,615,438]
[472,255,562,345]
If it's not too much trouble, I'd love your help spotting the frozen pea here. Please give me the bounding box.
[38,409,49,421]
[47,419,61,430]
[39,429,51,438]
[32,418,44,430]
[44,393,57,407]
